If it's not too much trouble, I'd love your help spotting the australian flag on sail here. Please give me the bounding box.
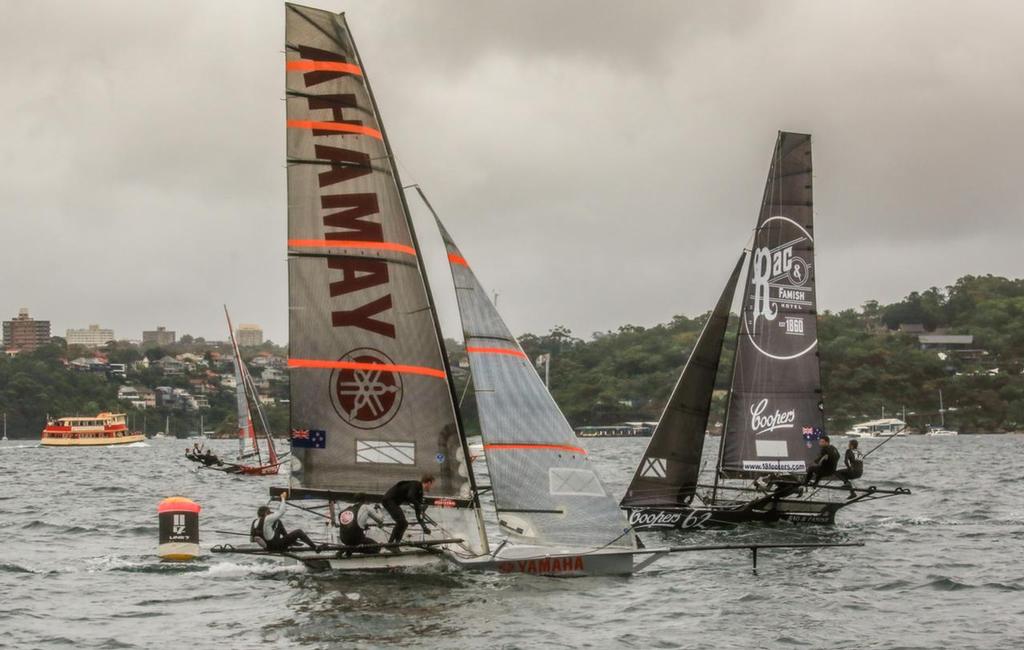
[291,429,326,449]
[802,426,824,447]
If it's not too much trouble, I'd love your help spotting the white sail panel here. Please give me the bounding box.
[434,214,632,550]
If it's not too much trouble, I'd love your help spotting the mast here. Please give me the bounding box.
[713,248,750,503]
[939,390,945,427]
[225,306,257,462]
[348,27,485,519]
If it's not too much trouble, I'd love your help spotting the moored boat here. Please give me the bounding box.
[845,418,907,438]
[926,390,959,436]
[577,422,657,438]
[41,412,145,446]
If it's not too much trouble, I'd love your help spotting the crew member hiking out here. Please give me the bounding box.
[338,493,386,556]
[835,439,864,499]
[381,474,435,551]
[804,435,840,486]
[201,448,222,467]
[250,493,320,553]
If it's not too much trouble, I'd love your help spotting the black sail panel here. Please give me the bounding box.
[284,4,474,508]
[720,132,823,477]
[621,255,744,507]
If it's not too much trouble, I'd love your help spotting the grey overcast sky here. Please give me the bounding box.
[2,0,1022,344]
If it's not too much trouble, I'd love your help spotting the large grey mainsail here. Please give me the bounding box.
[431,204,632,550]
[621,255,744,507]
[720,132,823,477]
[284,4,478,526]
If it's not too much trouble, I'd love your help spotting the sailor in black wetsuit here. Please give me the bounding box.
[201,449,222,467]
[338,494,386,555]
[835,439,864,499]
[381,474,435,549]
[250,493,320,553]
[804,435,840,486]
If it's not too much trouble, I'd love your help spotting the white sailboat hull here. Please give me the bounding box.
[449,545,636,576]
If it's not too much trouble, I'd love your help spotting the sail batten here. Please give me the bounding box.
[719,131,822,478]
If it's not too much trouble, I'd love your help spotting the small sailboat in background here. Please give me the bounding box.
[621,132,909,530]
[186,308,285,474]
[926,390,958,436]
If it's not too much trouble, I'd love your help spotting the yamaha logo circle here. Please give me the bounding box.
[743,215,818,361]
[329,347,403,430]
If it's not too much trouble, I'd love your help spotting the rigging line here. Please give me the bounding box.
[862,425,907,459]
[419,512,477,558]
[578,527,636,556]
[458,372,473,408]
[283,500,334,520]
[241,355,271,465]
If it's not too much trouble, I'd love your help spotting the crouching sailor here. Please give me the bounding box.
[338,494,386,556]
[251,492,321,553]
[381,474,435,551]
[836,439,864,499]
[804,435,839,486]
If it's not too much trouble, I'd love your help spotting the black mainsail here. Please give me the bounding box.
[719,132,822,478]
[283,4,482,550]
[620,255,744,508]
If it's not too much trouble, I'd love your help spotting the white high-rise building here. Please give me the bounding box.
[236,324,263,347]
[66,324,115,348]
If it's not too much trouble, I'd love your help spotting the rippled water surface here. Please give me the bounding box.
[2,436,1022,649]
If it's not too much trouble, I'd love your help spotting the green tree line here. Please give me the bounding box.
[2,274,1022,439]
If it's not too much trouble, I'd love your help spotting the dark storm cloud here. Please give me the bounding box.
[2,1,1022,343]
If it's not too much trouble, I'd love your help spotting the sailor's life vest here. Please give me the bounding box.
[250,516,284,549]
[338,504,366,546]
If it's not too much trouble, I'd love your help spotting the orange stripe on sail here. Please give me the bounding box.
[286,60,363,76]
[288,239,417,256]
[484,443,588,455]
[288,358,447,379]
[287,119,383,140]
[447,253,469,266]
[466,346,527,359]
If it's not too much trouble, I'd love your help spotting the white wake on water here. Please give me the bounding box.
[205,561,307,578]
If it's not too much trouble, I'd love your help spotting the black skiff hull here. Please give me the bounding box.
[624,499,843,531]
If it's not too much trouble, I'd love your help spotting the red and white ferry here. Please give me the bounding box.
[41,412,145,446]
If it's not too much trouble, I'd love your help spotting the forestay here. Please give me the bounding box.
[434,211,633,550]
[284,3,480,550]
[720,132,823,478]
[621,255,744,507]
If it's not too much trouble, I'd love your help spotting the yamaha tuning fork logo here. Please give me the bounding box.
[744,215,818,360]
[329,348,403,429]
